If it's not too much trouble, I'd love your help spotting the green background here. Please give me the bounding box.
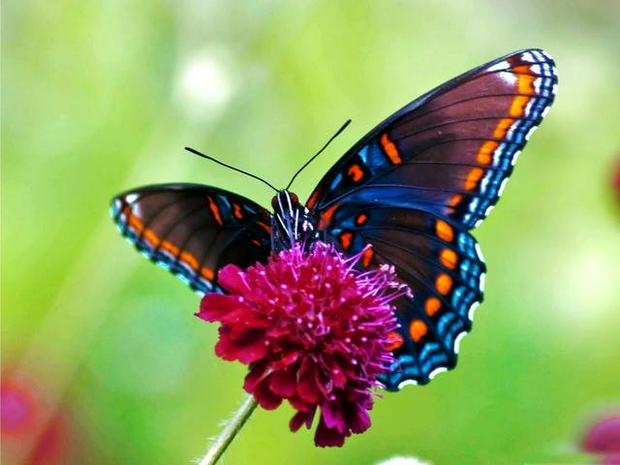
[2,1,619,464]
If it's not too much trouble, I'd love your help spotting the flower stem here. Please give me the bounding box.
[198,394,258,465]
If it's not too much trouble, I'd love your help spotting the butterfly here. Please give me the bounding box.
[111,49,557,391]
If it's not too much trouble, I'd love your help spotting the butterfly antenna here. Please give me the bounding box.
[285,119,351,190]
[185,147,279,193]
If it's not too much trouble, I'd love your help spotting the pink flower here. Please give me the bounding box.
[1,372,79,465]
[601,454,620,465]
[582,412,620,456]
[197,242,408,447]
[615,158,620,197]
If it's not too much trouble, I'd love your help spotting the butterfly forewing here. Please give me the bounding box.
[309,49,557,390]
[111,183,272,294]
[308,49,557,229]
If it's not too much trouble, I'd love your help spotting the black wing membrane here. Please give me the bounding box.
[309,49,557,390]
[111,183,272,294]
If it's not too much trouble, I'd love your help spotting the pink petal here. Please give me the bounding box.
[269,369,297,398]
[271,351,300,370]
[252,378,282,410]
[288,396,313,413]
[329,360,347,389]
[244,363,271,392]
[314,416,346,448]
[289,409,315,432]
[321,401,346,433]
[214,328,268,363]
[218,265,251,294]
[197,294,238,321]
[602,453,620,465]
[583,414,620,454]
[346,404,371,434]
[297,360,322,404]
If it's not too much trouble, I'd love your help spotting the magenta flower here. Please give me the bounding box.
[615,157,620,197]
[197,242,408,447]
[582,412,620,458]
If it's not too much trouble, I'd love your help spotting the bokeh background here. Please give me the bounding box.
[2,1,620,464]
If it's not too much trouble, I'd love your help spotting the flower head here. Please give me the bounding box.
[582,412,620,456]
[197,242,408,447]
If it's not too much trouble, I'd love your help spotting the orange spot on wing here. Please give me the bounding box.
[319,205,338,229]
[207,196,223,226]
[251,238,261,246]
[510,95,530,117]
[509,71,536,117]
[161,240,178,255]
[435,273,453,295]
[362,247,374,267]
[493,118,514,139]
[339,232,353,250]
[306,190,320,209]
[513,65,536,95]
[465,167,484,191]
[425,297,441,316]
[448,194,463,208]
[409,320,428,343]
[232,203,243,220]
[123,206,144,233]
[347,164,364,182]
[355,213,368,226]
[143,229,161,247]
[380,133,402,165]
[435,220,454,242]
[201,267,214,281]
[257,221,272,234]
[477,141,498,165]
[439,249,457,269]
[180,251,198,270]
[387,331,404,351]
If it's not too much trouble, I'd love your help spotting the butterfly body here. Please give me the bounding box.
[270,190,316,252]
[112,49,557,391]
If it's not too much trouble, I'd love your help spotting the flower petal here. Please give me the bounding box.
[321,401,346,433]
[252,378,282,410]
[289,409,315,432]
[314,416,347,447]
[218,264,251,294]
[269,368,297,398]
[583,414,620,453]
[214,328,268,363]
[197,294,238,322]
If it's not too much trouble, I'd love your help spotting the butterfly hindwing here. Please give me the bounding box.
[111,183,272,294]
[310,49,557,389]
[319,204,485,389]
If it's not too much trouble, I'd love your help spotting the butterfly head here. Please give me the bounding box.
[270,190,315,252]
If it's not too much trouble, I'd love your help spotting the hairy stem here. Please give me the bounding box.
[198,394,258,465]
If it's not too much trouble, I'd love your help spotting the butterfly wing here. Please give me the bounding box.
[320,203,485,389]
[309,49,557,390]
[111,183,272,294]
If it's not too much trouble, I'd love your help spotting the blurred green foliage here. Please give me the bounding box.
[2,1,620,464]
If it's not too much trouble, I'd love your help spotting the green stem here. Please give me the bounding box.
[198,394,258,465]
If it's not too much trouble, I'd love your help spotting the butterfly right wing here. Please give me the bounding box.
[111,183,272,294]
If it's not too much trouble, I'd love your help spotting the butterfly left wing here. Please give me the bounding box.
[308,49,557,390]
[111,183,272,294]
